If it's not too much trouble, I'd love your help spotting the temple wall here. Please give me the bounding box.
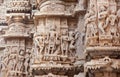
[0,0,119,77]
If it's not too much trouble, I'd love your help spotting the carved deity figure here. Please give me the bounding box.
[61,29,69,56]
[98,5,108,35]
[47,27,56,54]
[69,31,75,49]
[3,47,10,65]
[7,54,16,75]
[106,11,118,36]
[68,30,79,57]
[34,32,45,55]
[84,4,97,37]
[68,31,76,57]
[106,9,119,44]
[16,50,25,72]
[24,49,31,74]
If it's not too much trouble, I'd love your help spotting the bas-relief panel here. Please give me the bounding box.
[0,0,84,77]
[84,0,120,77]
[0,0,119,77]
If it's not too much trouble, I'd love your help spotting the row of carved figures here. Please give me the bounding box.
[84,3,120,46]
[34,29,79,57]
[85,4,120,37]
[0,48,32,76]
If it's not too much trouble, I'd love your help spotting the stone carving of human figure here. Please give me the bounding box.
[54,32,61,55]
[38,33,45,55]
[24,49,31,74]
[106,10,119,44]
[0,48,10,77]
[34,32,45,55]
[68,31,76,57]
[98,5,108,35]
[0,57,9,77]
[61,29,69,56]
[44,32,49,54]
[16,49,25,72]
[68,30,79,57]
[106,11,118,36]
[48,28,56,54]
[7,54,17,76]
[3,47,10,65]
[84,4,97,37]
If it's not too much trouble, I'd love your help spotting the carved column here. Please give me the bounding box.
[1,0,32,77]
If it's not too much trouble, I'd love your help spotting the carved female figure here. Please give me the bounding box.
[69,31,75,48]
[68,31,76,57]
[8,54,16,71]
[98,5,108,35]
[84,4,97,37]
[24,49,31,74]
[106,11,117,36]
[34,32,45,55]
[54,32,61,55]
[61,29,69,56]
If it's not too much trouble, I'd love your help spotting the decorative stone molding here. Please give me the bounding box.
[6,0,31,13]
[85,56,120,71]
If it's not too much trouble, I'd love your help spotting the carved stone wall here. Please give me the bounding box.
[85,0,120,77]
[0,0,84,77]
[0,0,119,77]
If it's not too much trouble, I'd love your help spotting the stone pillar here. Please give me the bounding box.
[1,0,32,77]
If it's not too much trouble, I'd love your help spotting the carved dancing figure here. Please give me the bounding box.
[106,10,119,44]
[33,33,39,56]
[68,30,79,57]
[24,49,31,74]
[34,32,45,55]
[54,32,61,55]
[84,4,97,37]
[68,31,76,57]
[106,11,118,36]
[98,5,108,35]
